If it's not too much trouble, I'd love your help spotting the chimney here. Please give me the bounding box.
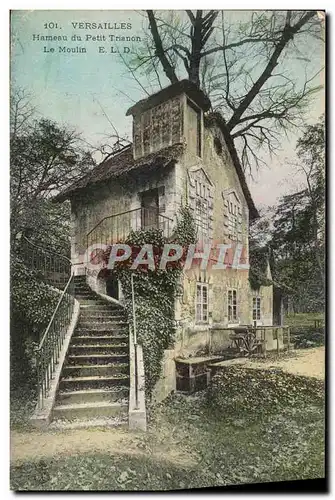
[126,80,211,160]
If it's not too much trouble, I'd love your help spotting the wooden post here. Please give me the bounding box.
[263,328,267,358]
[276,328,280,356]
[287,327,291,351]
[208,329,212,355]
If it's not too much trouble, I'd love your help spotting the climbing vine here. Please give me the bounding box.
[248,244,272,290]
[103,206,197,398]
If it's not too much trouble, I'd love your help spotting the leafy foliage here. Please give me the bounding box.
[10,90,95,387]
[10,88,95,251]
[269,118,325,312]
[207,366,324,420]
[10,254,59,388]
[290,326,324,349]
[248,243,272,290]
[247,117,325,312]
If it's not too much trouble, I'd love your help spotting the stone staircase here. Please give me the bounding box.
[51,275,130,427]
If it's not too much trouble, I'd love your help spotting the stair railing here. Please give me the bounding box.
[87,207,173,249]
[131,273,139,408]
[20,235,72,289]
[16,236,75,409]
[36,273,75,409]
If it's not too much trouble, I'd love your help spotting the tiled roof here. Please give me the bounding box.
[54,143,184,202]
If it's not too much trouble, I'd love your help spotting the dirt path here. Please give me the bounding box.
[10,426,198,467]
[218,346,325,380]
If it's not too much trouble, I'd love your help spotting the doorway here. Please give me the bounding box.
[141,188,159,230]
[106,273,119,300]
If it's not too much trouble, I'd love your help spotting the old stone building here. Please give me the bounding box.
[56,80,278,393]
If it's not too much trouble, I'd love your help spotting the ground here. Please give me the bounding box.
[213,346,325,380]
[10,346,325,491]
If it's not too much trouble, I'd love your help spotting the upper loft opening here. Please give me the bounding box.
[126,80,210,160]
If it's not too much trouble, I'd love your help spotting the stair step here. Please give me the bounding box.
[80,305,123,311]
[59,375,130,390]
[78,299,109,305]
[53,401,128,420]
[49,417,128,430]
[72,336,128,345]
[69,344,128,355]
[57,388,129,405]
[74,329,128,336]
[79,313,126,320]
[75,294,99,299]
[78,322,128,329]
[63,363,129,377]
[67,354,129,364]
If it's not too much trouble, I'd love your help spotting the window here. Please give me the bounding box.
[228,202,239,240]
[186,99,201,157]
[252,297,261,321]
[228,289,237,322]
[141,188,159,230]
[196,283,208,323]
[195,197,209,241]
[223,192,243,242]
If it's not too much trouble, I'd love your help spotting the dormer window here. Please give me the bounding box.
[186,99,201,157]
[223,190,243,242]
[228,201,240,241]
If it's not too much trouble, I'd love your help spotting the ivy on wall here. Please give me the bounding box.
[248,244,272,290]
[103,206,197,398]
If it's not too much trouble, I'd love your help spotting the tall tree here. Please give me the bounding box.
[10,88,96,252]
[268,116,325,312]
[126,10,324,171]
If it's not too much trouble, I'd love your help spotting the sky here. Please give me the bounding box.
[10,9,325,209]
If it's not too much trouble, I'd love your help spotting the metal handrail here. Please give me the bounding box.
[131,273,139,409]
[87,207,173,238]
[19,235,71,290]
[36,272,75,409]
[15,235,75,409]
[21,235,72,264]
[38,273,73,350]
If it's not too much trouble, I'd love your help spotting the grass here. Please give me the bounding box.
[10,368,325,491]
[10,386,37,431]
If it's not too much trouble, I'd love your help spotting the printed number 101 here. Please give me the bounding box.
[44,23,59,29]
